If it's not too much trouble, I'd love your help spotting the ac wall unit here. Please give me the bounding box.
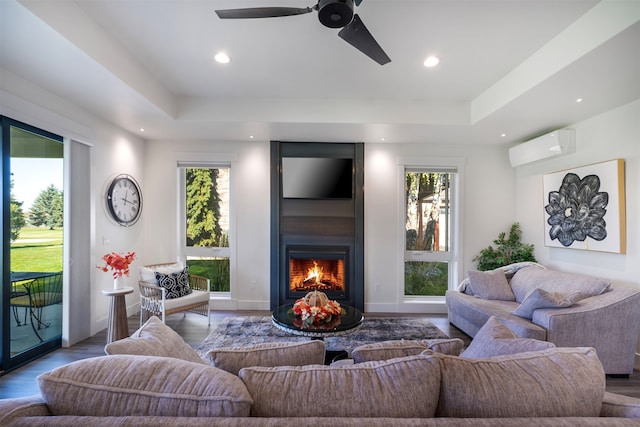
[509,129,576,167]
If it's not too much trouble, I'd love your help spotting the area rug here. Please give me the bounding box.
[196,316,449,357]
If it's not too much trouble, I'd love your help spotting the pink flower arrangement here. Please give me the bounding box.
[290,297,344,327]
[97,251,136,279]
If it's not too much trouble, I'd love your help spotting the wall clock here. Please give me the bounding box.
[106,174,143,226]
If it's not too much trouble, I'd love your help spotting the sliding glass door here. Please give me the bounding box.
[1,116,64,373]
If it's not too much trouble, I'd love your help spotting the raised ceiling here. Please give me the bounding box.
[1,0,639,145]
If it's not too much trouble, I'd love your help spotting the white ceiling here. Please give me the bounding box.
[1,0,639,145]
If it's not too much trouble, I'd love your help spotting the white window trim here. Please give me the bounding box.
[176,159,237,299]
[396,156,465,311]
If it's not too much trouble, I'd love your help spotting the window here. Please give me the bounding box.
[403,164,460,298]
[179,165,231,293]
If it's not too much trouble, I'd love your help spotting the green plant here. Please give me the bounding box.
[473,223,536,271]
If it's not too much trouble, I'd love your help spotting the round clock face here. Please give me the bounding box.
[106,174,142,226]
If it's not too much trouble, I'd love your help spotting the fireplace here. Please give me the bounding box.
[287,246,348,301]
[270,141,364,311]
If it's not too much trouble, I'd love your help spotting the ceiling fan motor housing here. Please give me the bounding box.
[318,0,354,28]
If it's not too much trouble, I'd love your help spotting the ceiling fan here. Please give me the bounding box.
[215,0,391,65]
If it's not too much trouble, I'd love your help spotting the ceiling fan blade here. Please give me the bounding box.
[215,7,313,19]
[338,14,391,65]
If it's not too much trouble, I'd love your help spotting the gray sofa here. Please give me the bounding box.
[446,262,640,375]
[2,316,640,426]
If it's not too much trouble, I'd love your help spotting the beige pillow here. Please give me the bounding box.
[428,347,605,418]
[352,338,464,363]
[207,340,326,375]
[510,267,611,302]
[466,269,515,301]
[38,355,253,417]
[461,316,554,358]
[512,288,589,319]
[239,355,441,418]
[104,316,206,365]
[139,262,184,285]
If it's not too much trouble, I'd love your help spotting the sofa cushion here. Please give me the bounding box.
[511,288,589,319]
[352,339,464,363]
[510,267,611,302]
[238,355,440,418]
[139,262,184,285]
[466,269,515,301]
[156,267,193,299]
[206,341,326,375]
[104,316,207,365]
[461,316,555,358]
[37,355,253,417]
[429,347,605,418]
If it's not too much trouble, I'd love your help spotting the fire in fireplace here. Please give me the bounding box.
[289,258,345,292]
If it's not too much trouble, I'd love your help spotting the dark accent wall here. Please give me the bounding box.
[270,141,364,311]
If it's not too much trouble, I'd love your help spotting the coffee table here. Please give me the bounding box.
[272,303,364,363]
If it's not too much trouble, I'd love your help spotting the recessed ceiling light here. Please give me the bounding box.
[381,137,385,141]
[140,128,145,132]
[249,135,254,139]
[423,56,440,67]
[215,52,231,64]
[576,98,583,103]
[501,133,506,137]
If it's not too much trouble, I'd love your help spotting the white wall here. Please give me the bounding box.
[513,99,640,362]
[1,70,146,339]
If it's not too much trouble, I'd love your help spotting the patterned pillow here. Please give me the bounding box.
[155,267,192,299]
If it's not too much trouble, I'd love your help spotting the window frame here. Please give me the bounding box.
[177,161,234,297]
[397,157,464,306]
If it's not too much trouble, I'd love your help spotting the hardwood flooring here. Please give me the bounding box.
[1,311,638,399]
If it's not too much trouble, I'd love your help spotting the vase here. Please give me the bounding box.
[114,276,124,289]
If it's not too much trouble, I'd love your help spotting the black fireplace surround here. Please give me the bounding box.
[270,141,364,311]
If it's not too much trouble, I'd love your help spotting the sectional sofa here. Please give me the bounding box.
[1,315,640,426]
[446,262,640,375]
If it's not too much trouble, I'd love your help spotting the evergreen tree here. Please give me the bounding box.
[29,184,63,229]
[10,179,26,241]
[186,168,222,247]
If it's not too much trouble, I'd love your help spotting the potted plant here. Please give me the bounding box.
[473,223,536,271]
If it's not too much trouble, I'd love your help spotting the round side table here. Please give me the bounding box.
[102,286,134,344]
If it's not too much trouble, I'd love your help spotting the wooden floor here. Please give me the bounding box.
[1,311,638,399]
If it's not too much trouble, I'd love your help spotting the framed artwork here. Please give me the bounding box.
[543,159,625,253]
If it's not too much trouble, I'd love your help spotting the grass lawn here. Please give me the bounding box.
[11,227,63,272]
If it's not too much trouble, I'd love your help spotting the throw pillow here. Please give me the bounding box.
[38,355,253,417]
[139,262,184,285]
[206,341,326,375]
[155,267,192,299]
[511,288,589,319]
[104,316,206,365]
[427,347,605,418]
[510,267,611,302]
[238,355,441,418]
[460,316,555,358]
[466,269,515,301]
[352,338,464,363]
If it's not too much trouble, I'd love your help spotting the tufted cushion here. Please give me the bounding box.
[104,316,206,365]
[511,288,589,319]
[156,267,192,299]
[429,347,605,418]
[510,267,611,302]
[466,269,515,301]
[352,339,464,363]
[139,262,184,285]
[461,316,555,358]
[37,355,253,417]
[207,341,326,375]
[238,355,440,418]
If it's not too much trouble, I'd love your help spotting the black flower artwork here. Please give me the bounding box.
[545,173,608,247]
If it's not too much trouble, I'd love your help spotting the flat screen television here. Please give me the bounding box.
[281,157,353,199]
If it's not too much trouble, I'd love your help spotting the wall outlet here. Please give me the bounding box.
[250,280,257,290]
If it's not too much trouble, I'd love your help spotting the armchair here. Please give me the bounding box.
[138,263,211,326]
